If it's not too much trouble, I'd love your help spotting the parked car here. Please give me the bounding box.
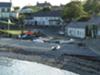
[18,34,36,40]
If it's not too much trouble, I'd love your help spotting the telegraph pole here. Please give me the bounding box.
[8,0,12,37]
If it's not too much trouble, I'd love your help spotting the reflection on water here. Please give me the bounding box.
[0,57,78,75]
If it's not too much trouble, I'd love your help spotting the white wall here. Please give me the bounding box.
[0,12,18,18]
[33,17,62,25]
[0,12,10,18]
[0,7,11,18]
[97,30,100,36]
[67,27,85,38]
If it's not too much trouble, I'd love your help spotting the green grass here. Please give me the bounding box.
[0,21,15,25]
[0,30,22,35]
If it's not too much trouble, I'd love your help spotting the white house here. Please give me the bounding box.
[0,2,12,18]
[65,16,100,39]
[24,10,63,26]
[0,2,20,20]
[65,22,87,39]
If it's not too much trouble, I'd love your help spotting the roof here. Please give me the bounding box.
[67,16,100,28]
[20,8,33,13]
[36,2,51,7]
[67,21,88,28]
[22,6,35,9]
[32,10,62,17]
[0,2,11,7]
[89,16,100,25]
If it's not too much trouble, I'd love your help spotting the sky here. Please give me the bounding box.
[0,0,71,7]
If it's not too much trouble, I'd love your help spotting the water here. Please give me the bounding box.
[0,57,79,75]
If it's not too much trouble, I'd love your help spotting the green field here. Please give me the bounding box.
[0,21,15,25]
[0,30,22,35]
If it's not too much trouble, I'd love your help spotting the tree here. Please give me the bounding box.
[17,14,26,32]
[84,0,100,14]
[41,7,51,12]
[14,6,20,11]
[62,1,88,22]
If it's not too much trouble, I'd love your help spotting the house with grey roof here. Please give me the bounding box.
[20,6,33,14]
[89,16,100,36]
[65,16,100,39]
[24,10,63,26]
[36,1,51,9]
[65,21,87,38]
[0,2,12,18]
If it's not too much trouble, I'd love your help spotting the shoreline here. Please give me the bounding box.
[0,45,100,75]
[0,51,60,68]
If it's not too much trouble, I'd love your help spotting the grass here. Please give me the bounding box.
[0,30,22,35]
[0,21,15,25]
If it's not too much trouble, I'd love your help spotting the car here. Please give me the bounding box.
[18,34,35,40]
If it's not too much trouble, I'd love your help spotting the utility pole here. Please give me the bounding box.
[7,0,12,37]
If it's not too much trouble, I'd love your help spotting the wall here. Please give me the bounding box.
[67,27,85,39]
[32,16,62,26]
[0,7,11,18]
[97,29,100,36]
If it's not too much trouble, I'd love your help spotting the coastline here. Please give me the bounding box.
[0,44,100,75]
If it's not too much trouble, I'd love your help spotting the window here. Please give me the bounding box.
[69,29,72,35]
[1,8,5,12]
[77,31,80,35]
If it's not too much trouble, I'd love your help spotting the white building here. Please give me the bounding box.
[24,10,63,26]
[65,16,100,39]
[0,2,19,19]
[0,2,12,18]
[65,22,87,39]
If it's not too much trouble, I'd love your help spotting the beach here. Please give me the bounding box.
[0,48,100,75]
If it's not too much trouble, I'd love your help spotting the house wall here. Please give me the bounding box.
[97,30,100,36]
[0,12,10,18]
[0,7,10,12]
[24,16,62,26]
[66,27,85,39]
[34,17,61,25]
[0,7,11,18]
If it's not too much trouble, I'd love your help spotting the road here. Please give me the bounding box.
[0,38,100,59]
[0,38,59,52]
[85,39,100,55]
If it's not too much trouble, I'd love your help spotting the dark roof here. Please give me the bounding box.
[22,6,35,9]
[32,10,62,17]
[67,22,88,28]
[67,16,100,28]
[36,2,51,7]
[89,16,100,25]
[0,2,11,7]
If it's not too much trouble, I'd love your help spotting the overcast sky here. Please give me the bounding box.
[0,0,72,7]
